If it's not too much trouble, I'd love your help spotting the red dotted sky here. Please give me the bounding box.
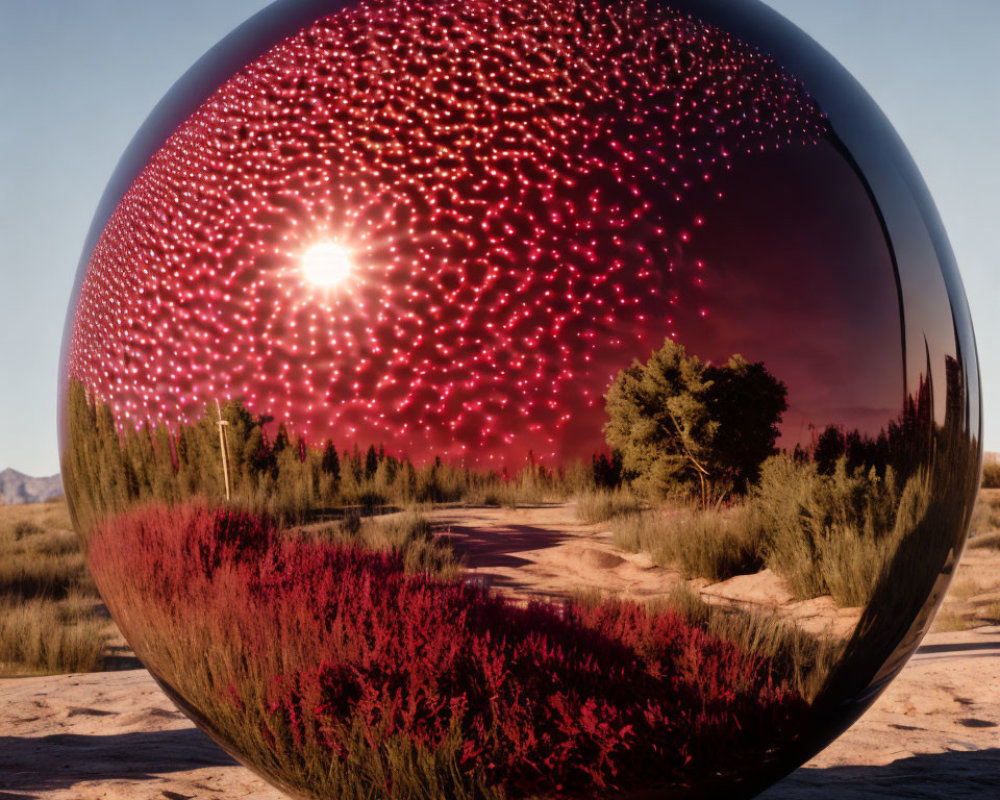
[69,0,832,466]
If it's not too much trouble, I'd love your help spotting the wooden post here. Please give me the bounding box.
[216,399,232,502]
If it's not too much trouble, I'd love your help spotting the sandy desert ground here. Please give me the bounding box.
[1,500,998,799]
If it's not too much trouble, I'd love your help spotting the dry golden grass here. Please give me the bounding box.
[574,488,643,524]
[980,601,1000,624]
[931,609,977,633]
[0,595,107,674]
[301,511,463,580]
[662,584,844,702]
[0,499,113,675]
[980,462,1000,489]
[969,531,1000,551]
[608,457,910,606]
[948,578,985,602]
[611,505,764,582]
[573,584,843,702]
[606,465,1000,617]
[968,488,1000,545]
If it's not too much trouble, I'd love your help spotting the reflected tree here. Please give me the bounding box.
[603,338,786,507]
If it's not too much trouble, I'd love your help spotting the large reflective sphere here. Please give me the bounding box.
[60,0,981,797]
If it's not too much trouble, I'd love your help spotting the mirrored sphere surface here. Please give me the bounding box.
[60,0,981,797]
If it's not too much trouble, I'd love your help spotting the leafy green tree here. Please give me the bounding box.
[604,338,786,507]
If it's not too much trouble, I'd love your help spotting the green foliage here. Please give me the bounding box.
[702,355,788,492]
[603,338,786,506]
[603,341,709,500]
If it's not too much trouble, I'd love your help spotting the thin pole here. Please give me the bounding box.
[216,399,232,502]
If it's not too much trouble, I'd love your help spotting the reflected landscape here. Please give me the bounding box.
[60,0,981,798]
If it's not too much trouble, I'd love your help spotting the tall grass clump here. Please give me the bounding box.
[656,584,844,702]
[609,453,928,607]
[574,488,642,524]
[474,483,522,509]
[980,461,1000,489]
[88,501,810,800]
[0,501,110,675]
[817,406,981,717]
[573,584,841,702]
[611,505,764,582]
[303,512,462,580]
[0,594,107,674]
[969,489,1000,541]
[753,455,905,607]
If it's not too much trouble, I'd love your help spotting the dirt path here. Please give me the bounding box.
[2,626,996,799]
[427,502,686,603]
[426,502,862,637]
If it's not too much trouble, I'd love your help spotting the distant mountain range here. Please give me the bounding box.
[0,469,64,505]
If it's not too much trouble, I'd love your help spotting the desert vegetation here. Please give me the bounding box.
[62,333,945,617]
[980,460,1000,489]
[62,378,613,534]
[573,487,642,524]
[87,501,811,799]
[644,584,845,702]
[60,331,981,624]
[596,337,975,615]
[969,489,1000,550]
[301,511,463,580]
[610,459,919,606]
[0,499,110,675]
[611,504,765,583]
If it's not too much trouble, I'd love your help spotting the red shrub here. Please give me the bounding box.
[89,502,809,798]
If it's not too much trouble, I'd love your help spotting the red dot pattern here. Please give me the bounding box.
[68,0,828,465]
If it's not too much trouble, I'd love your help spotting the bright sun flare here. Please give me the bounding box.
[302,241,355,288]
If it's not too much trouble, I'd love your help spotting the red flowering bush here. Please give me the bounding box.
[89,502,809,799]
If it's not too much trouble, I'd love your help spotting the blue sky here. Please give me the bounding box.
[1,0,997,477]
